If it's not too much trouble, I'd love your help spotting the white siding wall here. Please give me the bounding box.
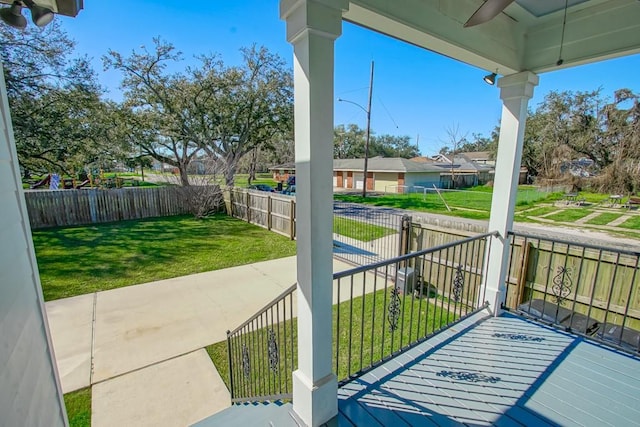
[404,172,441,189]
[0,64,67,426]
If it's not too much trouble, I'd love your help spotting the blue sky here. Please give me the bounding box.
[61,0,639,156]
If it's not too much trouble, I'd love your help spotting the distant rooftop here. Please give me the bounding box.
[458,151,492,161]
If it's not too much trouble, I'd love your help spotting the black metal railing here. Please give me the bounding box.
[332,231,496,382]
[332,202,409,267]
[226,283,297,403]
[506,231,640,355]
[226,231,497,403]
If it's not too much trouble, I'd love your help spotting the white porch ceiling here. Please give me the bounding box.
[345,0,640,74]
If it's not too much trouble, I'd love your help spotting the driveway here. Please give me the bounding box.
[44,255,378,426]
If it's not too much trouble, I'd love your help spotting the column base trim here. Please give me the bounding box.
[292,370,338,427]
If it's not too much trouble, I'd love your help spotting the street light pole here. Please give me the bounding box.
[338,60,374,197]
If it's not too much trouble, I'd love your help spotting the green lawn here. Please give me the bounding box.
[544,208,592,223]
[234,173,279,188]
[64,388,91,427]
[33,214,297,301]
[517,206,560,217]
[333,186,554,221]
[207,287,457,397]
[333,216,397,242]
[585,212,623,226]
[619,215,640,230]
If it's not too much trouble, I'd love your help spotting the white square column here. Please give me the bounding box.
[280,1,347,425]
[483,71,538,314]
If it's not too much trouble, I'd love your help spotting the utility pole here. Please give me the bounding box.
[363,61,374,197]
[337,60,374,197]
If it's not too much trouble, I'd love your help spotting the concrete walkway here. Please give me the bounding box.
[46,256,354,427]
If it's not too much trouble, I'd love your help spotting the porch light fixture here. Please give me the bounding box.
[25,0,54,27]
[0,0,54,29]
[483,71,497,85]
[0,1,27,29]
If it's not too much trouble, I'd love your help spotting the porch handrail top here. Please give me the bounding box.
[508,230,640,257]
[227,282,297,336]
[333,231,498,280]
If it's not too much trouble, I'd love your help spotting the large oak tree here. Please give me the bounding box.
[104,39,293,187]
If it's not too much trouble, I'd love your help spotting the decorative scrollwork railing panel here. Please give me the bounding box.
[333,232,496,383]
[226,284,297,402]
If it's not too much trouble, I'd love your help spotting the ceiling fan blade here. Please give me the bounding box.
[464,0,516,27]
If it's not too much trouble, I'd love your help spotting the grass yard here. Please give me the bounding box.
[544,208,593,223]
[33,214,296,301]
[207,287,457,396]
[619,215,640,230]
[585,212,624,226]
[233,173,279,188]
[333,216,397,242]
[517,206,560,217]
[334,186,555,221]
[64,388,91,427]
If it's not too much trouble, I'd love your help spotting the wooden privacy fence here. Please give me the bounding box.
[506,232,640,330]
[410,222,640,331]
[24,186,196,229]
[225,188,296,239]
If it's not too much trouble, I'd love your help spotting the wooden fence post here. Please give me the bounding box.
[246,190,251,223]
[515,240,531,307]
[267,195,272,231]
[289,199,295,240]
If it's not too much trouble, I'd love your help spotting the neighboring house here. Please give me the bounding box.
[268,162,296,183]
[431,153,452,163]
[333,157,440,192]
[271,157,506,194]
[455,152,530,185]
[436,159,494,188]
[333,157,493,191]
[458,150,495,166]
[409,156,437,163]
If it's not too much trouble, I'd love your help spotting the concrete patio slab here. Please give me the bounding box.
[91,257,299,382]
[45,255,357,395]
[90,256,354,383]
[45,293,94,393]
[92,349,229,427]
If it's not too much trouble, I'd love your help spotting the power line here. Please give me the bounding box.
[336,86,369,97]
[376,96,400,131]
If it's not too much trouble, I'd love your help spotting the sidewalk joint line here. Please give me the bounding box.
[89,291,97,385]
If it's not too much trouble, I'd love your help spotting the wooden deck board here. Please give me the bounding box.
[338,309,640,426]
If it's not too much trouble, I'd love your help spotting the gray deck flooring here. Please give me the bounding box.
[196,310,640,426]
[337,309,640,426]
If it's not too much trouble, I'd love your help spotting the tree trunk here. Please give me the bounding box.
[224,161,236,187]
[248,148,258,185]
[179,166,190,187]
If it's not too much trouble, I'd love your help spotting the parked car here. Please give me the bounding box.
[281,184,296,195]
[248,184,274,192]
